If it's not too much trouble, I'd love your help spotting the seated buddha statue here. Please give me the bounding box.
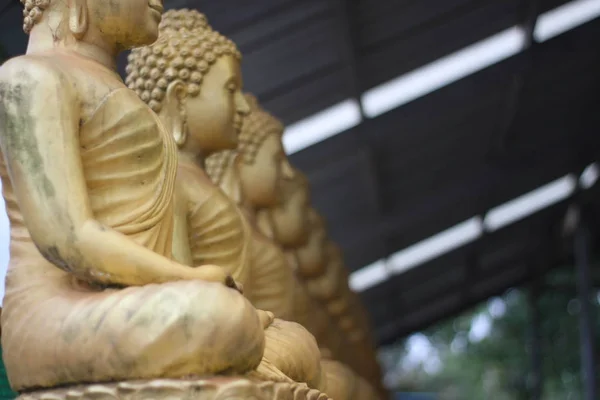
[253,175,344,355]
[0,2,322,397]
[125,9,324,393]
[253,163,385,395]
[125,9,253,290]
[205,94,298,321]
[255,174,383,400]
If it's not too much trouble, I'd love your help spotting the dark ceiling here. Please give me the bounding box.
[1,0,599,346]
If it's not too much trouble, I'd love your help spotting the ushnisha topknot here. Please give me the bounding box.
[21,0,50,34]
[158,8,209,32]
[125,9,241,113]
[205,94,285,185]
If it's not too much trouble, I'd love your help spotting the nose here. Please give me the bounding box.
[281,159,296,180]
[236,92,251,116]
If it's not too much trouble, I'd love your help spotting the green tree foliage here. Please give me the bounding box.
[381,265,600,399]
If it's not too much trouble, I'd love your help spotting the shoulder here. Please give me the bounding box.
[0,55,75,99]
[178,163,215,186]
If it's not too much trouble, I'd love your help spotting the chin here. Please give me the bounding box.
[128,28,159,48]
[228,130,239,145]
[222,134,238,150]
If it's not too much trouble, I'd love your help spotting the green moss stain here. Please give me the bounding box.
[0,74,56,198]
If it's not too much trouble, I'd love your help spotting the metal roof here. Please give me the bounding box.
[1,0,599,346]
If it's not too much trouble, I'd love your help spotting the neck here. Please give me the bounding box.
[26,15,118,71]
[75,38,118,71]
[178,151,205,169]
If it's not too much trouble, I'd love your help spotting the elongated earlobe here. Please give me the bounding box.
[165,81,188,147]
[69,0,88,39]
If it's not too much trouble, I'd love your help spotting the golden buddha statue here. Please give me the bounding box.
[254,170,382,400]
[126,10,253,287]
[251,154,386,395]
[125,9,325,394]
[253,176,340,352]
[0,2,325,398]
[205,94,297,320]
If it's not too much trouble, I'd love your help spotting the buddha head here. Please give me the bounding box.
[21,0,163,49]
[256,171,312,248]
[206,94,295,209]
[126,9,249,159]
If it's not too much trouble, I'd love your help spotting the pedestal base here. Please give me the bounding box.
[16,377,330,400]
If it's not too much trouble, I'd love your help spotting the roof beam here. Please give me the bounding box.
[331,0,388,229]
[332,0,366,117]
[489,0,541,158]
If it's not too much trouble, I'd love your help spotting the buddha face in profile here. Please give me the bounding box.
[236,94,296,208]
[259,172,312,248]
[237,134,294,209]
[184,56,247,152]
[22,0,163,48]
[126,9,249,158]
